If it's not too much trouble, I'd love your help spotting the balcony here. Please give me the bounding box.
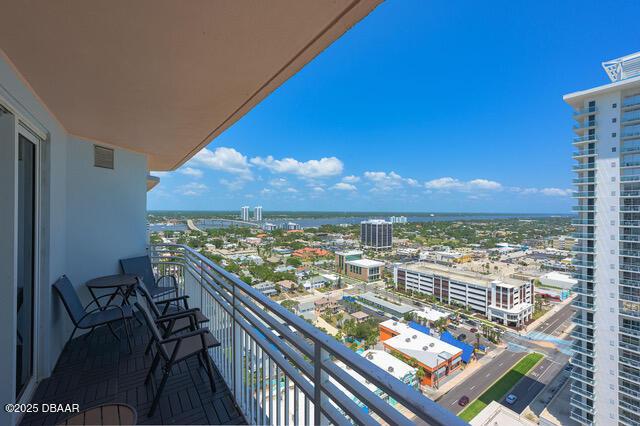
[570,370,595,385]
[570,383,594,400]
[571,285,595,296]
[572,149,597,158]
[620,325,640,337]
[573,163,596,171]
[572,191,595,198]
[572,245,595,253]
[573,135,598,144]
[570,357,596,372]
[571,329,595,343]
[621,279,640,288]
[621,249,640,257]
[623,130,640,140]
[573,121,597,130]
[573,299,595,311]
[573,106,598,117]
[573,273,594,282]
[622,145,640,154]
[572,342,595,357]
[569,397,596,415]
[572,232,595,240]
[573,177,596,184]
[623,112,640,124]
[570,408,594,426]
[620,355,640,369]
[573,316,595,328]
[572,258,595,268]
[621,220,640,227]
[21,314,245,426]
[620,341,640,353]
[621,264,640,273]
[621,234,640,242]
[621,293,640,303]
[622,190,640,197]
[620,370,640,384]
[623,95,640,109]
[573,205,596,212]
[622,205,640,212]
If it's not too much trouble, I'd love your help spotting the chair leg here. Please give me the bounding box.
[107,323,121,342]
[144,336,154,356]
[145,352,161,385]
[202,350,217,394]
[148,366,171,417]
[124,319,133,354]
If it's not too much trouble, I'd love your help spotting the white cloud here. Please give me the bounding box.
[250,155,343,178]
[424,177,502,191]
[219,178,247,191]
[284,187,298,193]
[176,182,208,196]
[540,187,572,196]
[178,167,203,178]
[342,175,361,183]
[332,182,357,191]
[269,178,289,188]
[312,186,325,193]
[191,147,252,178]
[364,171,418,191]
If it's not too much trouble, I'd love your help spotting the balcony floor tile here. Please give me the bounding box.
[20,317,245,425]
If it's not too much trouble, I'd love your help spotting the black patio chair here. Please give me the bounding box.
[53,275,133,353]
[120,255,178,299]
[135,280,209,354]
[135,301,220,417]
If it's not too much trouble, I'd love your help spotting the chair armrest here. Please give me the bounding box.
[160,327,210,344]
[78,304,126,326]
[155,295,190,313]
[155,308,200,323]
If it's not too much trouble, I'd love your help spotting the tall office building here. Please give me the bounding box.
[390,215,407,224]
[240,206,250,221]
[254,206,263,221]
[360,219,393,250]
[565,51,640,426]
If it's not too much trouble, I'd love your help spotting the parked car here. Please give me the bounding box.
[470,327,478,333]
[505,394,518,405]
[458,396,469,406]
[457,333,467,341]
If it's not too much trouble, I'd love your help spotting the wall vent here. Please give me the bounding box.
[94,145,114,169]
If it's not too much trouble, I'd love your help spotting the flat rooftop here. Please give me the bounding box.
[380,321,462,369]
[335,250,363,256]
[346,258,385,268]
[357,293,414,314]
[470,401,536,426]
[398,262,528,289]
[361,350,416,381]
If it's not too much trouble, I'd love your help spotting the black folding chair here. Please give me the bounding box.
[120,255,178,299]
[135,300,220,417]
[135,280,209,354]
[53,275,133,353]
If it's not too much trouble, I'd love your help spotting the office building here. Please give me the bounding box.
[285,222,301,231]
[240,205,250,221]
[254,206,263,221]
[394,263,534,327]
[361,219,393,250]
[564,51,640,425]
[262,222,278,231]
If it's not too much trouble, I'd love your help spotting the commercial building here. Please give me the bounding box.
[379,320,462,387]
[285,222,301,231]
[254,206,263,221]
[564,51,640,425]
[360,219,393,250]
[469,401,537,426]
[394,263,534,327]
[240,205,250,221]
[335,250,364,274]
[262,222,278,231]
[355,292,415,318]
[549,235,577,251]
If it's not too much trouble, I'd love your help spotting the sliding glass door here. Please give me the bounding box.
[16,133,37,400]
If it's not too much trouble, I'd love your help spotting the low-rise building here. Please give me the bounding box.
[335,250,364,274]
[301,275,328,290]
[275,280,297,292]
[254,281,276,296]
[355,292,414,318]
[345,258,385,282]
[470,401,537,426]
[395,262,534,327]
[315,296,340,313]
[351,311,370,323]
[379,320,462,387]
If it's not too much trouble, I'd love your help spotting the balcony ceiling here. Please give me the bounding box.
[0,0,381,170]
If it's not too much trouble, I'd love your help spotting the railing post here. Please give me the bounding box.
[313,343,330,426]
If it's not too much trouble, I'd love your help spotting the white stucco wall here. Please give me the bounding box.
[0,52,148,425]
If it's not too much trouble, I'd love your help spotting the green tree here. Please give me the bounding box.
[286,257,303,267]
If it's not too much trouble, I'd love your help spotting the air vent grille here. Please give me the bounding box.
[94,145,114,169]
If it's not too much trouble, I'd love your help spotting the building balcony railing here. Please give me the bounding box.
[621,221,640,227]
[571,285,595,296]
[569,397,596,415]
[572,149,597,158]
[621,249,640,257]
[573,316,595,328]
[622,190,640,197]
[573,121,597,130]
[621,234,640,241]
[572,245,594,253]
[570,370,595,385]
[573,106,598,117]
[620,370,640,385]
[570,383,594,400]
[572,342,595,357]
[573,135,598,144]
[622,205,640,212]
[621,308,640,319]
[572,205,596,212]
[149,244,463,426]
[570,357,596,372]
[621,293,640,303]
[620,263,640,273]
[622,145,640,154]
[623,95,640,109]
[570,408,594,426]
[573,177,596,184]
[623,130,640,140]
[621,279,640,288]
[622,112,640,124]
[620,341,640,354]
[572,191,596,198]
[571,329,595,343]
[572,258,595,268]
[619,411,640,426]
[620,325,640,337]
[573,163,597,171]
[620,355,640,369]
[572,232,595,239]
[573,299,596,311]
[619,383,640,399]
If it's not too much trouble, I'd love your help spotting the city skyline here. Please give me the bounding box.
[148,0,640,213]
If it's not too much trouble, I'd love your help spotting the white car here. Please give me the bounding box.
[505,394,518,405]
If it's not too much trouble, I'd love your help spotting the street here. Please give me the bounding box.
[436,300,574,414]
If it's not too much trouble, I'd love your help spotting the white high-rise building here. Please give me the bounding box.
[254,206,263,221]
[240,206,250,221]
[564,51,640,426]
[390,216,407,224]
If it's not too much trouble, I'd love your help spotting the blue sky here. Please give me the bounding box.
[149,0,640,213]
